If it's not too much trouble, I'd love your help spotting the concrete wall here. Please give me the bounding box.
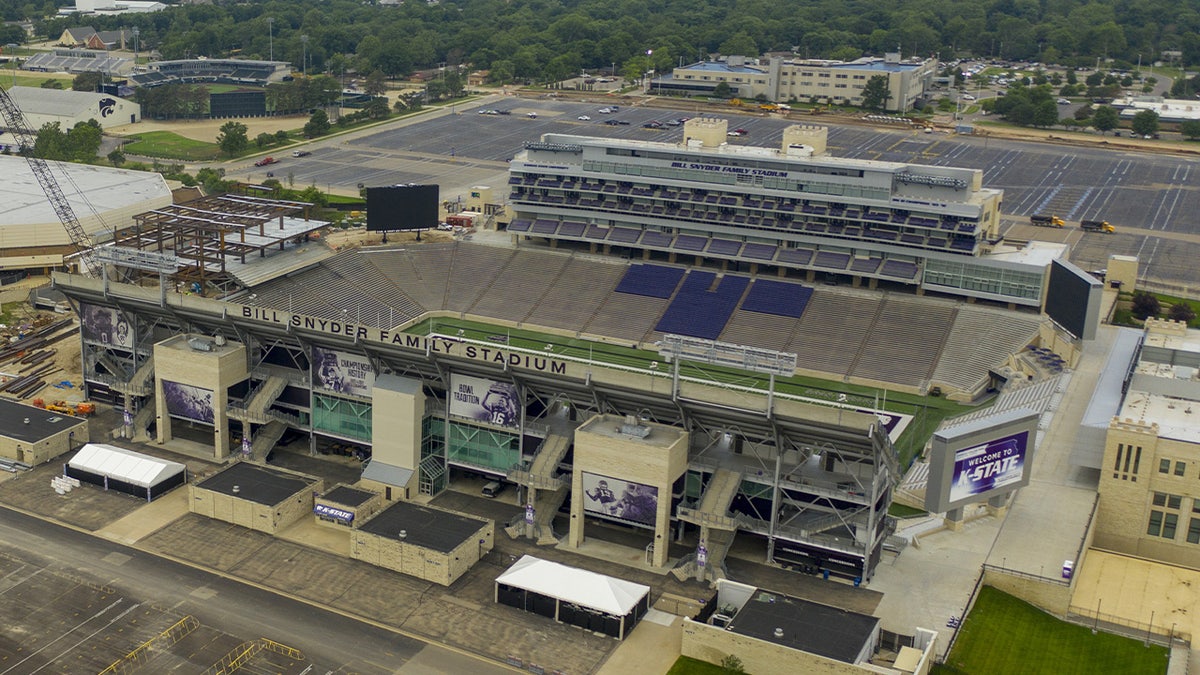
[981,571,1071,615]
[351,516,493,586]
[0,419,89,466]
[568,414,688,568]
[683,620,865,675]
[314,488,384,529]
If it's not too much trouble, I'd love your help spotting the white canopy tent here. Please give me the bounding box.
[66,443,187,501]
[494,555,651,639]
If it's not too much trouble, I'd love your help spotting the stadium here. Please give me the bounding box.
[42,118,1097,587]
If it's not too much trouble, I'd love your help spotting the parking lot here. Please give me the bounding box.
[242,96,1200,290]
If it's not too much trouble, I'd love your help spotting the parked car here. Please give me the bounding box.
[603,119,621,125]
[527,112,537,118]
[642,120,663,129]
[1056,98,1071,105]
[254,156,278,167]
[292,150,311,157]
[598,107,613,113]
[577,115,591,121]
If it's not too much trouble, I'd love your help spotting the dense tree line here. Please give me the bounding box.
[22,0,1200,86]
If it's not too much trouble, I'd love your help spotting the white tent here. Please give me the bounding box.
[66,443,186,500]
[495,555,650,624]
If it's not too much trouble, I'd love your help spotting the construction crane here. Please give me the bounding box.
[0,87,99,276]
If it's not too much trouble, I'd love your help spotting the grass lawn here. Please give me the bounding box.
[939,586,1169,675]
[121,131,221,161]
[888,503,927,518]
[665,656,729,675]
[407,316,977,465]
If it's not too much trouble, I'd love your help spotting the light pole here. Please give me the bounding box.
[267,17,273,61]
[301,34,308,77]
[131,26,139,68]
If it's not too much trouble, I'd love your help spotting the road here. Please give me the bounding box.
[0,504,509,675]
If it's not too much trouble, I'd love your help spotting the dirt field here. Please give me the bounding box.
[107,115,311,143]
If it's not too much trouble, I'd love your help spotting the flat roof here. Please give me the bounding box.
[322,485,375,507]
[577,414,684,448]
[0,398,88,443]
[985,240,1068,266]
[728,589,879,663]
[358,501,488,553]
[679,61,765,74]
[196,462,316,506]
[1119,391,1200,444]
[2,156,172,244]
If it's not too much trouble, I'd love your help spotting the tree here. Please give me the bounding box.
[107,148,125,167]
[1168,303,1197,324]
[860,75,891,111]
[364,69,387,96]
[1032,100,1059,128]
[720,654,746,674]
[1092,106,1119,134]
[1181,120,1200,141]
[40,79,63,89]
[364,96,390,119]
[1166,303,1195,324]
[713,82,732,99]
[274,130,289,145]
[1130,109,1159,137]
[216,121,249,157]
[303,109,331,137]
[255,132,274,149]
[72,71,104,92]
[1131,291,1161,320]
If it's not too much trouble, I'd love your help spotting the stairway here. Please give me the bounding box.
[248,420,287,462]
[113,358,154,396]
[675,467,744,584]
[228,375,288,424]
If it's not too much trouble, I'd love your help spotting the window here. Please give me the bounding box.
[1176,461,1187,476]
[1189,518,1200,545]
[1148,510,1163,536]
[1153,492,1182,509]
[1164,513,1179,539]
[1160,458,1171,474]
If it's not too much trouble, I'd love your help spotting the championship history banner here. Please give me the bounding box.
[313,346,375,397]
[949,430,1029,503]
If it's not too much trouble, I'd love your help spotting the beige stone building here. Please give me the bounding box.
[655,54,938,112]
[1095,319,1200,569]
[351,501,493,586]
[0,399,90,466]
[189,462,323,535]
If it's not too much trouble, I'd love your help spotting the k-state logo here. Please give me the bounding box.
[99,97,116,117]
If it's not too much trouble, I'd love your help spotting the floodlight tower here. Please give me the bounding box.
[267,17,274,61]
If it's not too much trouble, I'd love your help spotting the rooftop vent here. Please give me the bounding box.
[774,627,784,638]
[187,338,213,352]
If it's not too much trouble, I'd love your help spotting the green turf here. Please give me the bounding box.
[887,503,927,518]
[121,131,221,161]
[665,656,730,675]
[407,316,978,466]
[941,586,1169,675]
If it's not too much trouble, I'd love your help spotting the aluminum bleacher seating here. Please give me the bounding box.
[609,228,641,243]
[442,246,514,314]
[558,221,586,237]
[813,251,850,269]
[674,235,707,252]
[788,291,880,376]
[720,308,800,351]
[707,239,742,256]
[526,258,627,331]
[849,258,881,274]
[641,231,673,247]
[740,279,813,319]
[777,249,813,266]
[655,272,749,340]
[614,265,686,298]
[852,296,957,388]
[931,305,1046,395]
[880,260,919,279]
[469,250,569,320]
[742,243,777,260]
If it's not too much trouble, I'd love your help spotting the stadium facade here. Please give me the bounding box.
[54,267,900,583]
[506,120,1062,308]
[652,54,938,112]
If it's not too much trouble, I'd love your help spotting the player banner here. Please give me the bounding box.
[80,304,132,349]
[949,430,1029,503]
[448,373,521,428]
[581,471,659,528]
[162,380,215,424]
[313,346,375,397]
